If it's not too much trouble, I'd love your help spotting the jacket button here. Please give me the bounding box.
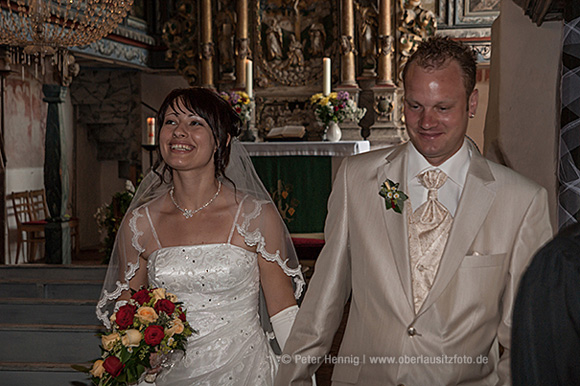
[407,326,417,336]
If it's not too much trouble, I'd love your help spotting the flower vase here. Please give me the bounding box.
[239,121,256,142]
[325,121,342,142]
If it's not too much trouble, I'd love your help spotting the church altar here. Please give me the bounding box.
[242,141,370,234]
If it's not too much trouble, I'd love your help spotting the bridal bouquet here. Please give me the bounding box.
[310,91,367,127]
[75,287,195,386]
[220,90,254,124]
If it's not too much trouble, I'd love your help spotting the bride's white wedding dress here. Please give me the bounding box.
[139,196,279,385]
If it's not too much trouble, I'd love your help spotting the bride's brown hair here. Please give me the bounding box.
[153,87,242,184]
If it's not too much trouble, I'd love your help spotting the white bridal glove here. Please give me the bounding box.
[271,305,318,386]
[270,304,299,350]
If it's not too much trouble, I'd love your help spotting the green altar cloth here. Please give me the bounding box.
[251,156,331,233]
[243,141,371,234]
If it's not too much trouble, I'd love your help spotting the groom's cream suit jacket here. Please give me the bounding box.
[275,141,553,386]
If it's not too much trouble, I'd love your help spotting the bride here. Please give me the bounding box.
[96,87,305,385]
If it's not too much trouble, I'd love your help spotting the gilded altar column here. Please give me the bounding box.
[235,0,250,89]
[201,0,214,88]
[377,0,394,85]
[340,0,357,87]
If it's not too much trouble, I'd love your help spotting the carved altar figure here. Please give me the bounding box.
[359,5,378,61]
[266,18,284,61]
[287,34,304,67]
[308,22,326,57]
[340,35,355,55]
[217,11,235,72]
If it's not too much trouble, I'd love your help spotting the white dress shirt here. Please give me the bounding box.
[407,140,471,217]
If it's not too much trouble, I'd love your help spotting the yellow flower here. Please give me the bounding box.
[121,329,142,347]
[320,96,331,106]
[90,359,106,378]
[310,93,323,103]
[151,288,166,302]
[165,319,185,337]
[137,306,159,323]
[329,92,338,99]
[101,332,120,351]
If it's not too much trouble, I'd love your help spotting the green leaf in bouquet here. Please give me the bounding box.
[71,364,91,373]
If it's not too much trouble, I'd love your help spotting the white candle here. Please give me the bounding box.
[146,117,156,145]
[246,59,253,98]
[323,57,331,96]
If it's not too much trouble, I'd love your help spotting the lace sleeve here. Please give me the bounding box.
[96,206,150,328]
[236,196,305,300]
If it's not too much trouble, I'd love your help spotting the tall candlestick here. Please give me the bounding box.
[323,57,331,96]
[146,117,156,145]
[246,59,253,98]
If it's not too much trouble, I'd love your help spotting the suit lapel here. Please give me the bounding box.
[377,143,414,311]
[416,147,497,316]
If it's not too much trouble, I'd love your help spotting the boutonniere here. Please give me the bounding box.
[379,179,408,214]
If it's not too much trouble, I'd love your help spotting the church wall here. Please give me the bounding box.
[2,72,79,262]
[467,69,490,152]
[3,74,46,262]
[484,0,562,229]
[75,72,188,252]
[139,72,188,170]
[75,112,120,251]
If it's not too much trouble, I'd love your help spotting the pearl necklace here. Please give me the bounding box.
[169,181,222,219]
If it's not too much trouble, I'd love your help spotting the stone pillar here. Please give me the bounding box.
[340,0,357,87]
[368,0,404,145]
[377,0,394,86]
[235,0,250,89]
[42,85,71,264]
[200,0,214,88]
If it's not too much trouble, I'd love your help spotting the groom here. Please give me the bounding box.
[275,36,553,385]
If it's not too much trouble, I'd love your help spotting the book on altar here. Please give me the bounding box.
[266,125,306,140]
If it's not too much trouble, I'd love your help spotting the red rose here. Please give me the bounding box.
[235,106,242,113]
[144,325,165,346]
[154,299,176,316]
[178,310,186,322]
[103,355,124,377]
[131,289,151,305]
[115,304,136,330]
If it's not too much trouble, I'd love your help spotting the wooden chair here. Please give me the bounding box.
[8,191,46,263]
[28,188,80,256]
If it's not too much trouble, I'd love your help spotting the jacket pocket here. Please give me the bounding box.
[459,253,505,268]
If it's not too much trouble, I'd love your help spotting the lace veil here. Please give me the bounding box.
[96,139,305,350]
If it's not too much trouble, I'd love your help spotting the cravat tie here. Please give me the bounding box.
[408,169,454,313]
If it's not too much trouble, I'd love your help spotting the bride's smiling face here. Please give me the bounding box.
[159,100,217,174]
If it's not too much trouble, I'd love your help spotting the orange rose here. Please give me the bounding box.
[101,332,120,351]
[121,329,142,347]
[166,292,178,302]
[151,288,166,302]
[136,306,158,323]
[90,359,105,378]
[165,318,185,337]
